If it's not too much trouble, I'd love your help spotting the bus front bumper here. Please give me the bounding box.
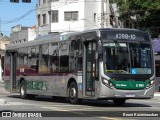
[99,85,155,99]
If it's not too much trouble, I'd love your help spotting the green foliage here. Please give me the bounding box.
[110,0,159,19]
[110,0,160,37]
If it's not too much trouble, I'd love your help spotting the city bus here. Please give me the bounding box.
[4,28,155,105]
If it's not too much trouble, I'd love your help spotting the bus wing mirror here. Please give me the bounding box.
[98,44,103,60]
[98,46,102,54]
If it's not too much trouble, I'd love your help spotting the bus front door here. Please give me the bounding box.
[83,42,96,97]
[10,52,17,92]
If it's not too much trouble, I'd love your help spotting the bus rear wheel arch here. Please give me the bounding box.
[20,80,35,99]
[20,80,28,99]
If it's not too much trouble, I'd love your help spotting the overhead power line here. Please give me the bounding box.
[1,8,35,24]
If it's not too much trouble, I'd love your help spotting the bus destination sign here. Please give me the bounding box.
[115,33,136,40]
[101,31,149,41]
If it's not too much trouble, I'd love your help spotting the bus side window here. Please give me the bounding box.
[28,46,39,74]
[18,47,28,74]
[70,40,76,72]
[49,43,59,73]
[77,39,83,71]
[69,38,82,72]
[60,42,69,72]
[39,44,49,73]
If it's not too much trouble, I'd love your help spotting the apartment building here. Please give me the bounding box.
[10,25,36,44]
[36,0,112,35]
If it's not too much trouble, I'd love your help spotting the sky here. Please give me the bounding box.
[0,0,37,36]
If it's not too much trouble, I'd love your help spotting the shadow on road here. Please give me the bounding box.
[7,95,151,108]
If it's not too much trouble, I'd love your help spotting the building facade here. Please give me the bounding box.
[10,25,36,44]
[36,0,112,35]
[0,36,10,81]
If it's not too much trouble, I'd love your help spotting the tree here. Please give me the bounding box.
[110,0,160,38]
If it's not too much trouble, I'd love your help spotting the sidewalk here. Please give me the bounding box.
[0,80,9,104]
[154,92,160,97]
[0,80,10,95]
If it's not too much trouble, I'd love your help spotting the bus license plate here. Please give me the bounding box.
[125,93,135,97]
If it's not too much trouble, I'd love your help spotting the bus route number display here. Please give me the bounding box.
[116,33,136,40]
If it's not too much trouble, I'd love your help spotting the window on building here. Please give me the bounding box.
[43,0,46,3]
[64,11,78,21]
[38,14,40,26]
[42,14,46,25]
[52,10,58,23]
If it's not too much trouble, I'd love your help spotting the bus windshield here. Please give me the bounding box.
[103,41,152,75]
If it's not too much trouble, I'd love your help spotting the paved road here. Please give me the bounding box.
[1,82,160,120]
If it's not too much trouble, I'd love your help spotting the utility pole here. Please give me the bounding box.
[106,0,110,28]
[101,0,104,28]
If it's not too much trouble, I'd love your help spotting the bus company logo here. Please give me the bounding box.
[116,84,127,87]
[2,112,11,117]
[1,112,42,118]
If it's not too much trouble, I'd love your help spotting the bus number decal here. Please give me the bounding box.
[116,33,136,40]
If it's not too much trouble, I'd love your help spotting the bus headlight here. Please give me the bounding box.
[102,79,109,85]
[102,78,114,88]
[146,80,155,89]
[150,80,155,85]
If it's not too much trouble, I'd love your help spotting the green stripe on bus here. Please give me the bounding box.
[110,79,150,90]
[27,81,47,90]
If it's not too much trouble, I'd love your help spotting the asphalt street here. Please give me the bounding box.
[1,81,160,120]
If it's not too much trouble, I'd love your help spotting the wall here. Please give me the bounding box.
[36,0,112,35]
[0,37,10,81]
[10,29,28,43]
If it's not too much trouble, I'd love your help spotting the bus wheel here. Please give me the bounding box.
[113,99,126,106]
[20,81,28,99]
[69,82,78,104]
